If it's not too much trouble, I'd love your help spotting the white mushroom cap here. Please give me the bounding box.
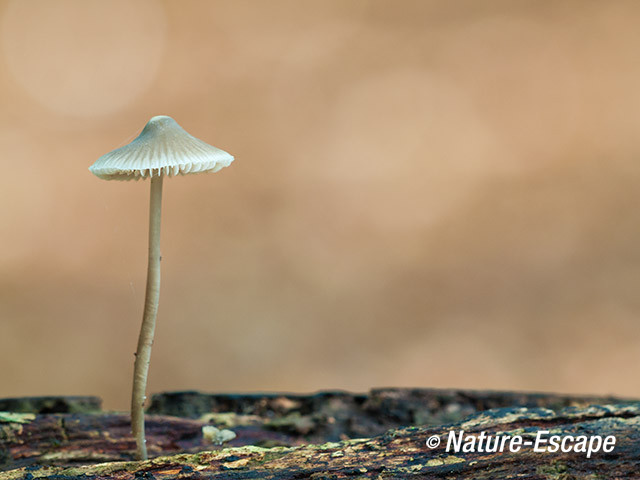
[89,116,234,181]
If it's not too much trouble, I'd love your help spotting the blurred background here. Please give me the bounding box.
[1,0,640,411]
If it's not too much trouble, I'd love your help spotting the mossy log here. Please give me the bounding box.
[1,389,639,479]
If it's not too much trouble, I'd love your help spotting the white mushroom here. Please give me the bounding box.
[89,116,234,460]
[202,425,237,446]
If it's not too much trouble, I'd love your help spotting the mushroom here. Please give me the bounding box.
[89,116,234,460]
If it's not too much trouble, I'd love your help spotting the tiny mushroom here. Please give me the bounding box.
[89,116,234,460]
[202,425,237,446]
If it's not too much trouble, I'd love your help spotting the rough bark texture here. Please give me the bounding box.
[1,389,639,479]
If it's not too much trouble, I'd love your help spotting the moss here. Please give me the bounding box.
[425,455,466,467]
[0,424,24,444]
[265,412,315,434]
[536,461,572,480]
[0,412,35,424]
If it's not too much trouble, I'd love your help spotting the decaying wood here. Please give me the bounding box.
[1,389,639,479]
[0,397,102,415]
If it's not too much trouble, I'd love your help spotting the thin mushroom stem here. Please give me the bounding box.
[131,173,163,461]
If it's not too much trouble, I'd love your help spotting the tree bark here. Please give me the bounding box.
[1,389,638,479]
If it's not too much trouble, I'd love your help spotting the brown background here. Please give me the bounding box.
[1,0,639,411]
